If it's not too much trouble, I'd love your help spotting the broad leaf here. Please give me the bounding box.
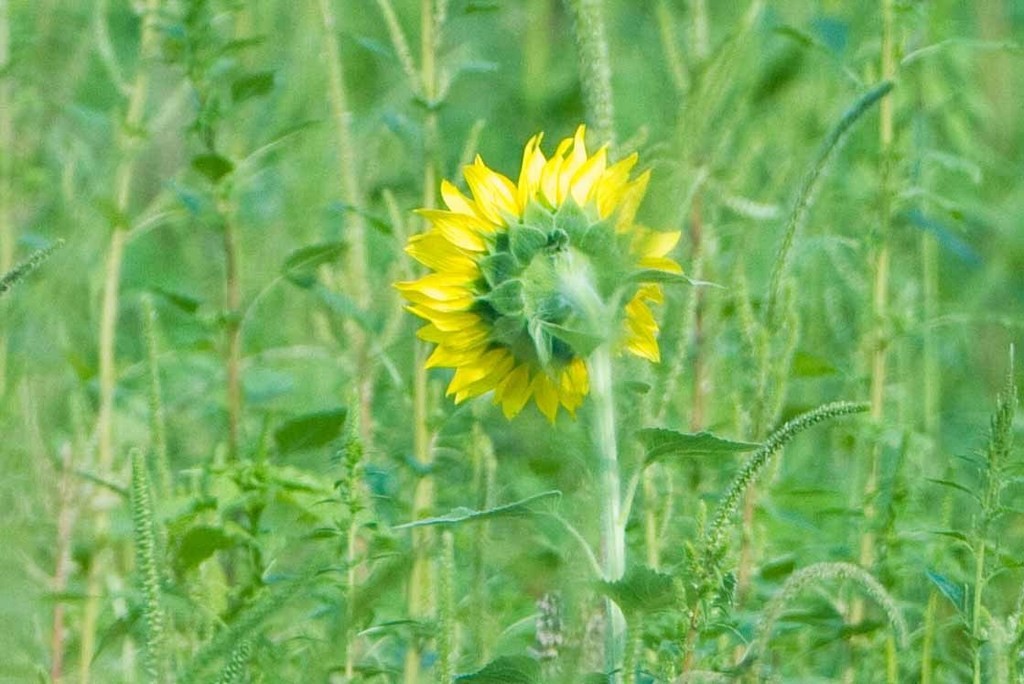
[274,408,348,454]
[455,656,540,683]
[598,565,679,615]
[191,153,234,183]
[282,242,348,288]
[637,428,759,464]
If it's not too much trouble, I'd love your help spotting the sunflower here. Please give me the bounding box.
[396,126,682,422]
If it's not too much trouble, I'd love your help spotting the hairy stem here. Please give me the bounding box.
[83,2,161,678]
[565,0,615,146]
[405,3,442,682]
[221,192,242,461]
[0,0,12,397]
[318,0,374,447]
[590,344,625,678]
[859,0,896,588]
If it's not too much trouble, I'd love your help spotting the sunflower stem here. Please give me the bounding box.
[590,344,626,679]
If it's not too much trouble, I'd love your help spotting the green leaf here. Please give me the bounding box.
[926,478,979,501]
[282,242,348,288]
[598,565,679,615]
[394,490,561,530]
[149,286,201,314]
[192,153,234,183]
[455,656,540,683]
[926,569,968,616]
[637,428,759,464]
[274,408,348,454]
[232,71,275,102]
[792,351,838,378]
[174,525,236,573]
[628,269,721,287]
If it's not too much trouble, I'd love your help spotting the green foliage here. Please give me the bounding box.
[2,1,1023,682]
[636,428,759,464]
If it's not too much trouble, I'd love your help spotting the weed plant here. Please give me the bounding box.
[0,1,1022,683]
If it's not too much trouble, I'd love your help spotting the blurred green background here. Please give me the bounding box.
[1,0,1022,681]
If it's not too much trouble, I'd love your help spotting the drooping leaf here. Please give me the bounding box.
[282,242,348,288]
[926,570,968,617]
[232,71,275,102]
[627,269,721,288]
[455,656,540,683]
[149,286,201,314]
[192,153,234,183]
[394,490,561,530]
[598,565,679,615]
[540,320,604,358]
[791,351,838,378]
[174,525,236,573]
[274,408,348,454]
[637,428,759,464]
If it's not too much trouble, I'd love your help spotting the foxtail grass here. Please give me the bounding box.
[130,448,168,682]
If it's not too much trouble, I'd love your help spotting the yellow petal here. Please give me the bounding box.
[558,126,589,203]
[417,322,489,350]
[425,343,488,369]
[406,307,481,332]
[569,145,608,206]
[405,231,478,273]
[440,179,482,218]
[417,209,491,252]
[449,349,515,400]
[517,134,547,209]
[464,158,520,225]
[494,363,533,419]
[632,229,681,259]
[614,170,651,232]
[540,137,573,206]
[625,335,661,363]
[596,153,638,218]
[638,256,683,273]
[531,373,560,423]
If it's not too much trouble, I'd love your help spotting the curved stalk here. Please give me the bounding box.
[589,344,625,678]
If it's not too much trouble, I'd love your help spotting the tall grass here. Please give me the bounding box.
[0,1,1021,682]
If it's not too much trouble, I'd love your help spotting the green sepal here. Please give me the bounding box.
[534,291,573,323]
[483,279,524,316]
[478,252,518,288]
[553,199,592,243]
[539,320,604,358]
[528,318,552,368]
[521,201,554,232]
[490,315,526,347]
[509,223,548,264]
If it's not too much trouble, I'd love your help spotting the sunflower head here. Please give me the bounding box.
[396,126,682,422]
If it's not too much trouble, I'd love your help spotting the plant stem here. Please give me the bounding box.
[590,344,625,679]
[438,531,456,684]
[405,3,442,681]
[50,444,76,682]
[565,0,615,146]
[318,0,374,447]
[859,0,896,583]
[82,2,161,678]
[220,191,242,461]
[0,0,12,398]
